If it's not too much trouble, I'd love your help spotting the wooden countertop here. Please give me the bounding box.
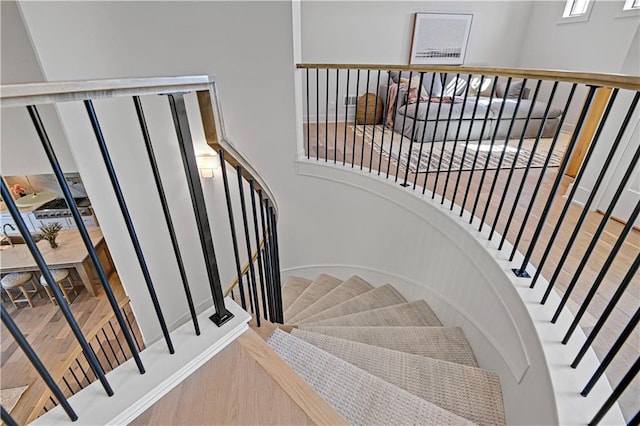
[0,227,104,270]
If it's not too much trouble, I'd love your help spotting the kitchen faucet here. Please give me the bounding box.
[2,223,15,248]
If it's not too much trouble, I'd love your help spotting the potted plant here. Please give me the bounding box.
[39,222,63,248]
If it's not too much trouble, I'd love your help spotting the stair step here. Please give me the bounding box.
[267,329,473,426]
[297,326,478,367]
[287,275,374,323]
[302,300,442,327]
[296,284,407,325]
[293,329,505,425]
[282,277,313,312]
[284,274,342,323]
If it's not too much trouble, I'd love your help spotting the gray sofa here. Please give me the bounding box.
[380,72,563,143]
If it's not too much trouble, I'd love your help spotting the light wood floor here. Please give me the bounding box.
[305,122,639,420]
[1,271,143,424]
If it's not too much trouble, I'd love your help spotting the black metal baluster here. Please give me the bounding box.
[542,90,634,299]
[343,69,351,166]
[218,150,247,310]
[1,406,19,426]
[589,356,640,425]
[268,203,283,323]
[316,68,320,161]
[237,167,261,325]
[1,306,78,421]
[133,96,200,336]
[627,409,640,426]
[109,321,126,360]
[460,76,499,213]
[422,77,448,192]
[402,72,425,187]
[514,85,597,280]
[85,100,175,350]
[250,181,268,321]
[451,75,486,209]
[122,308,142,353]
[352,70,361,168]
[559,200,640,335]
[361,70,371,170]
[433,73,459,198]
[27,104,146,371]
[412,76,438,190]
[326,68,329,162]
[76,359,90,384]
[509,83,573,262]
[62,377,74,394]
[480,79,529,231]
[471,78,513,225]
[166,95,233,327]
[379,72,392,176]
[531,88,618,289]
[69,366,84,390]
[95,335,114,371]
[335,69,340,164]
[306,68,310,159]
[396,71,414,182]
[572,252,640,367]
[441,74,472,204]
[369,71,382,173]
[101,328,120,365]
[387,72,404,179]
[490,80,543,240]
[259,191,274,322]
[1,180,112,397]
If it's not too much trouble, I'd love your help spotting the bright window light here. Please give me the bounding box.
[563,0,591,17]
[623,0,640,10]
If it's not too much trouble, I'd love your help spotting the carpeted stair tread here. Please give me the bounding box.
[282,276,313,312]
[301,300,442,327]
[267,329,474,426]
[284,274,342,322]
[296,284,407,325]
[287,275,374,323]
[297,326,478,367]
[292,329,505,425]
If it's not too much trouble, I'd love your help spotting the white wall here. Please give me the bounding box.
[17,0,299,343]
[0,1,76,175]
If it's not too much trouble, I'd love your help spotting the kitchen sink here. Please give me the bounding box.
[0,233,44,246]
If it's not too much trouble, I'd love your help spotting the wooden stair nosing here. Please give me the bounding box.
[287,275,374,323]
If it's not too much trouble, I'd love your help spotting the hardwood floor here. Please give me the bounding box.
[305,122,639,420]
[1,270,143,424]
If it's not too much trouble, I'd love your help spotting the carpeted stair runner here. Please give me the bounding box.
[298,325,478,366]
[282,276,313,311]
[267,329,474,426]
[284,274,342,322]
[287,275,373,324]
[296,284,407,325]
[301,300,442,327]
[292,329,505,425]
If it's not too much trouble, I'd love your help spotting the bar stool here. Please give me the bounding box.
[1,272,41,308]
[40,269,78,305]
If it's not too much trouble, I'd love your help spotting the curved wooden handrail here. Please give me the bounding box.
[296,64,640,91]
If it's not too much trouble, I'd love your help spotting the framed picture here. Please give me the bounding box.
[409,13,473,65]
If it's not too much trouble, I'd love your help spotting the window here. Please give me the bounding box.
[563,0,590,17]
[623,0,640,10]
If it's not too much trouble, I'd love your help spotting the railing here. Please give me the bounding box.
[298,64,640,425]
[0,76,281,424]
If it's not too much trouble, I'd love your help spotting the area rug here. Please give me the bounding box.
[353,124,567,174]
[1,385,29,414]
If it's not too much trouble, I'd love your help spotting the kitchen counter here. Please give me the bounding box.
[0,227,114,296]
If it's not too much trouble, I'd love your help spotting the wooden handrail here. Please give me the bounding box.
[224,240,265,297]
[296,64,640,91]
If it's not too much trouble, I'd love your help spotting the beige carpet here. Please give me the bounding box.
[293,329,506,426]
[282,276,313,312]
[287,275,374,324]
[353,124,567,173]
[297,284,407,325]
[1,385,28,414]
[268,329,473,426]
[302,300,443,327]
[284,274,342,322]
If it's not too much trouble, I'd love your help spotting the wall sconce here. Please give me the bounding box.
[196,153,220,178]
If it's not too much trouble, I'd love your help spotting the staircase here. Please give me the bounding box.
[265,273,506,425]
